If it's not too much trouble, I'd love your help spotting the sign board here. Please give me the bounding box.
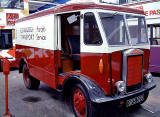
[16,15,55,50]
[131,1,160,24]
[0,13,6,26]
[6,13,19,25]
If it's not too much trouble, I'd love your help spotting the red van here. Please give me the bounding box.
[15,2,155,117]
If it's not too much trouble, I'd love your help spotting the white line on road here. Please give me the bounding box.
[141,106,155,113]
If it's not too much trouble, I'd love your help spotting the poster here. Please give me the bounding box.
[6,13,19,25]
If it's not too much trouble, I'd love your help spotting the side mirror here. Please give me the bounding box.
[67,14,78,24]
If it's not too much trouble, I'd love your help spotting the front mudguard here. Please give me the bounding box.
[62,74,156,104]
[62,74,109,103]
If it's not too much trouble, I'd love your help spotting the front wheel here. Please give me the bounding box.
[70,84,96,117]
[23,64,40,89]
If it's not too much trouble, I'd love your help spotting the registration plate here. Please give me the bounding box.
[126,94,144,107]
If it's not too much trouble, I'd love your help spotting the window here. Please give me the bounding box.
[0,0,24,9]
[149,25,160,45]
[84,12,102,45]
[0,30,13,49]
[126,15,148,45]
[99,12,129,46]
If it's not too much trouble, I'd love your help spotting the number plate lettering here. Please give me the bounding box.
[126,94,144,107]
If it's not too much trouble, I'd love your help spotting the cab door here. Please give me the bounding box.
[80,11,111,94]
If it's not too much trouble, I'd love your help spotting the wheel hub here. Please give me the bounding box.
[73,89,87,117]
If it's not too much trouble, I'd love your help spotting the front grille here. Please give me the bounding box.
[127,55,143,92]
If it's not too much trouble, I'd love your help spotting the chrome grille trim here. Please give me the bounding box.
[122,49,144,93]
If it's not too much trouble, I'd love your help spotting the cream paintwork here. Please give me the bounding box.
[16,15,55,50]
[81,9,150,54]
[16,9,149,54]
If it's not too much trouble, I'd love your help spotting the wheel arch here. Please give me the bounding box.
[62,74,107,103]
[62,76,81,99]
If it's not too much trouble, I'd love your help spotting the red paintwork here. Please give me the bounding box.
[81,53,111,95]
[16,45,57,88]
[142,49,150,76]
[16,3,144,24]
[73,88,87,117]
[57,51,62,68]
[111,51,122,93]
[16,43,150,95]
[10,61,18,68]
[127,56,142,86]
[58,71,81,85]
[16,45,83,89]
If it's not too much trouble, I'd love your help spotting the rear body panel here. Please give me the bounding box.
[16,45,58,88]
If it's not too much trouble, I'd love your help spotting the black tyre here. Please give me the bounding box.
[70,84,96,117]
[23,64,40,89]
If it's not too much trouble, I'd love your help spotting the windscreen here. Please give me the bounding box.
[99,12,129,46]
[99,12,148,46]
[126,15,148,45]
[0,0,24,9]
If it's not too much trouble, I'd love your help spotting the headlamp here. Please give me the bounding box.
[115,81,126,93]
[145,72,153,83]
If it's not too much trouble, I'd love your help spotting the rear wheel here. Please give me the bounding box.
[23,64,40,89]
[70,84,96,117]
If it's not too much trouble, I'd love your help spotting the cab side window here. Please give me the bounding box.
[84,12,102,45]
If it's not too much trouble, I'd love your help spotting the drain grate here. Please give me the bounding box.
[22,96,41,103]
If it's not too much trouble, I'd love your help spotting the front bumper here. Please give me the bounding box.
[92,82,156,103]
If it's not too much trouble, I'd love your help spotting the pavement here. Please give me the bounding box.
[0,70,160,117]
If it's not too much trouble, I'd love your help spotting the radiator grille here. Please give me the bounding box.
[127,56,142,92]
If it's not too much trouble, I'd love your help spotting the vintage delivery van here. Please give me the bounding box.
[15,2,156,117]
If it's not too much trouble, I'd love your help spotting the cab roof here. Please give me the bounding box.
[16,2,144,23]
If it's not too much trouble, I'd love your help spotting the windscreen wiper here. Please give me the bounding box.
[101,12,118,19]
